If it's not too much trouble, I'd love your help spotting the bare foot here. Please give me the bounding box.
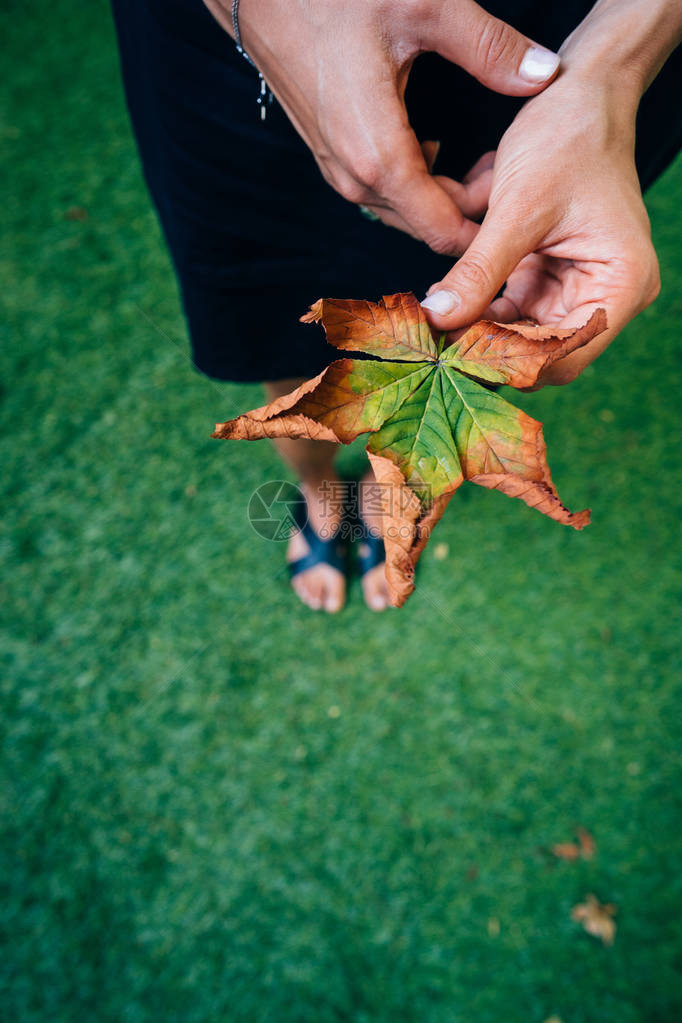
[287,479,346,613]
[358,469,390,612]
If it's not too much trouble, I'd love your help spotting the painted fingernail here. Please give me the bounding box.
[421,289,460,316]
[519,46,560,83]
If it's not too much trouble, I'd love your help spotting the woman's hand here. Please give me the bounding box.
[203,0,560,255]
[422,0,682,386]
[422,77,660,386]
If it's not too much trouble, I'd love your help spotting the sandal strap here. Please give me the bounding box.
[288,497,348,579]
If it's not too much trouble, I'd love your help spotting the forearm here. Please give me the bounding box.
[560,0,682,102]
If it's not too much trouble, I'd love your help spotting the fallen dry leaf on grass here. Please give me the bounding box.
[576,826,596,859]
[551,827,596,861]
[213,293,606,606]
[551,842,582,861]
[571,894,617,945]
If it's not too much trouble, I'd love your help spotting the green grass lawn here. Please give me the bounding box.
[2,2,682,1020]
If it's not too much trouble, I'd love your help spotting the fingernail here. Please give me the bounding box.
[519,46,560,83]
[421,289,460,316]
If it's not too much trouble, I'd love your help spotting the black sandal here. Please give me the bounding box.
[287,497,349,581]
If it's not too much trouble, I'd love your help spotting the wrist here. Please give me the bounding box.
[558,0,682,100]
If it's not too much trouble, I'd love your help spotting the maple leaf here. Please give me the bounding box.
[213,293,606,606]
[571,894,617,945]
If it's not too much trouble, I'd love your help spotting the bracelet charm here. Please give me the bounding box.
[231,0,273,121]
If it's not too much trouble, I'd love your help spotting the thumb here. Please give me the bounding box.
[422,0,560,97]
[420,213,534,328]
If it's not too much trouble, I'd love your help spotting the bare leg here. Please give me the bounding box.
[358,463,390,612]
[264,379,345,612]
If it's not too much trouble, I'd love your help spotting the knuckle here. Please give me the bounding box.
[624,244,661,311]
[318,146,386,204]
[643,255,661,306]
[647,272,661,305]
[338,178,371,205]
[426,234,459,257]
[325,164,370,204]
[475,18,517,76]
[352,156,387,196]
[333,145,388,199]
[454,250,495,292]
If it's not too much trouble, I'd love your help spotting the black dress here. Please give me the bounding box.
[111,0,682,382]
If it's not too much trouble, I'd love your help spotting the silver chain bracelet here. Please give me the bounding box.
[231,0,273,121]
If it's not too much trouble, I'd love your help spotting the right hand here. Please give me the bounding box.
[420,34,662,386]
[204,0,560,255]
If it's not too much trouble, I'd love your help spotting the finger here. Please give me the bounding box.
[375,140,481,255]
[437,174,490,221]
[487,294,630,389]
[399,171,481,254]
[420,137,490,222]
[421,210,541,327]
[502,249,658,387]
[357,200,424,239]
[361,187,481,253]
[437,151,497,220]
[463,151,497,183]
[484,294,522,323]
[420,0,560,96]
[533,302,630,388]
[420,140,441,173]
[335,82,482,256]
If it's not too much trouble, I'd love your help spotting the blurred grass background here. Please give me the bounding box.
[2,1,682,1020]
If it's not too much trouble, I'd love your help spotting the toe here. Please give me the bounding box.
[292,575,320,611]
[308,575,327,612]
[362,563,390,612]
[323,573,345,613]
[291,566,346,613]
